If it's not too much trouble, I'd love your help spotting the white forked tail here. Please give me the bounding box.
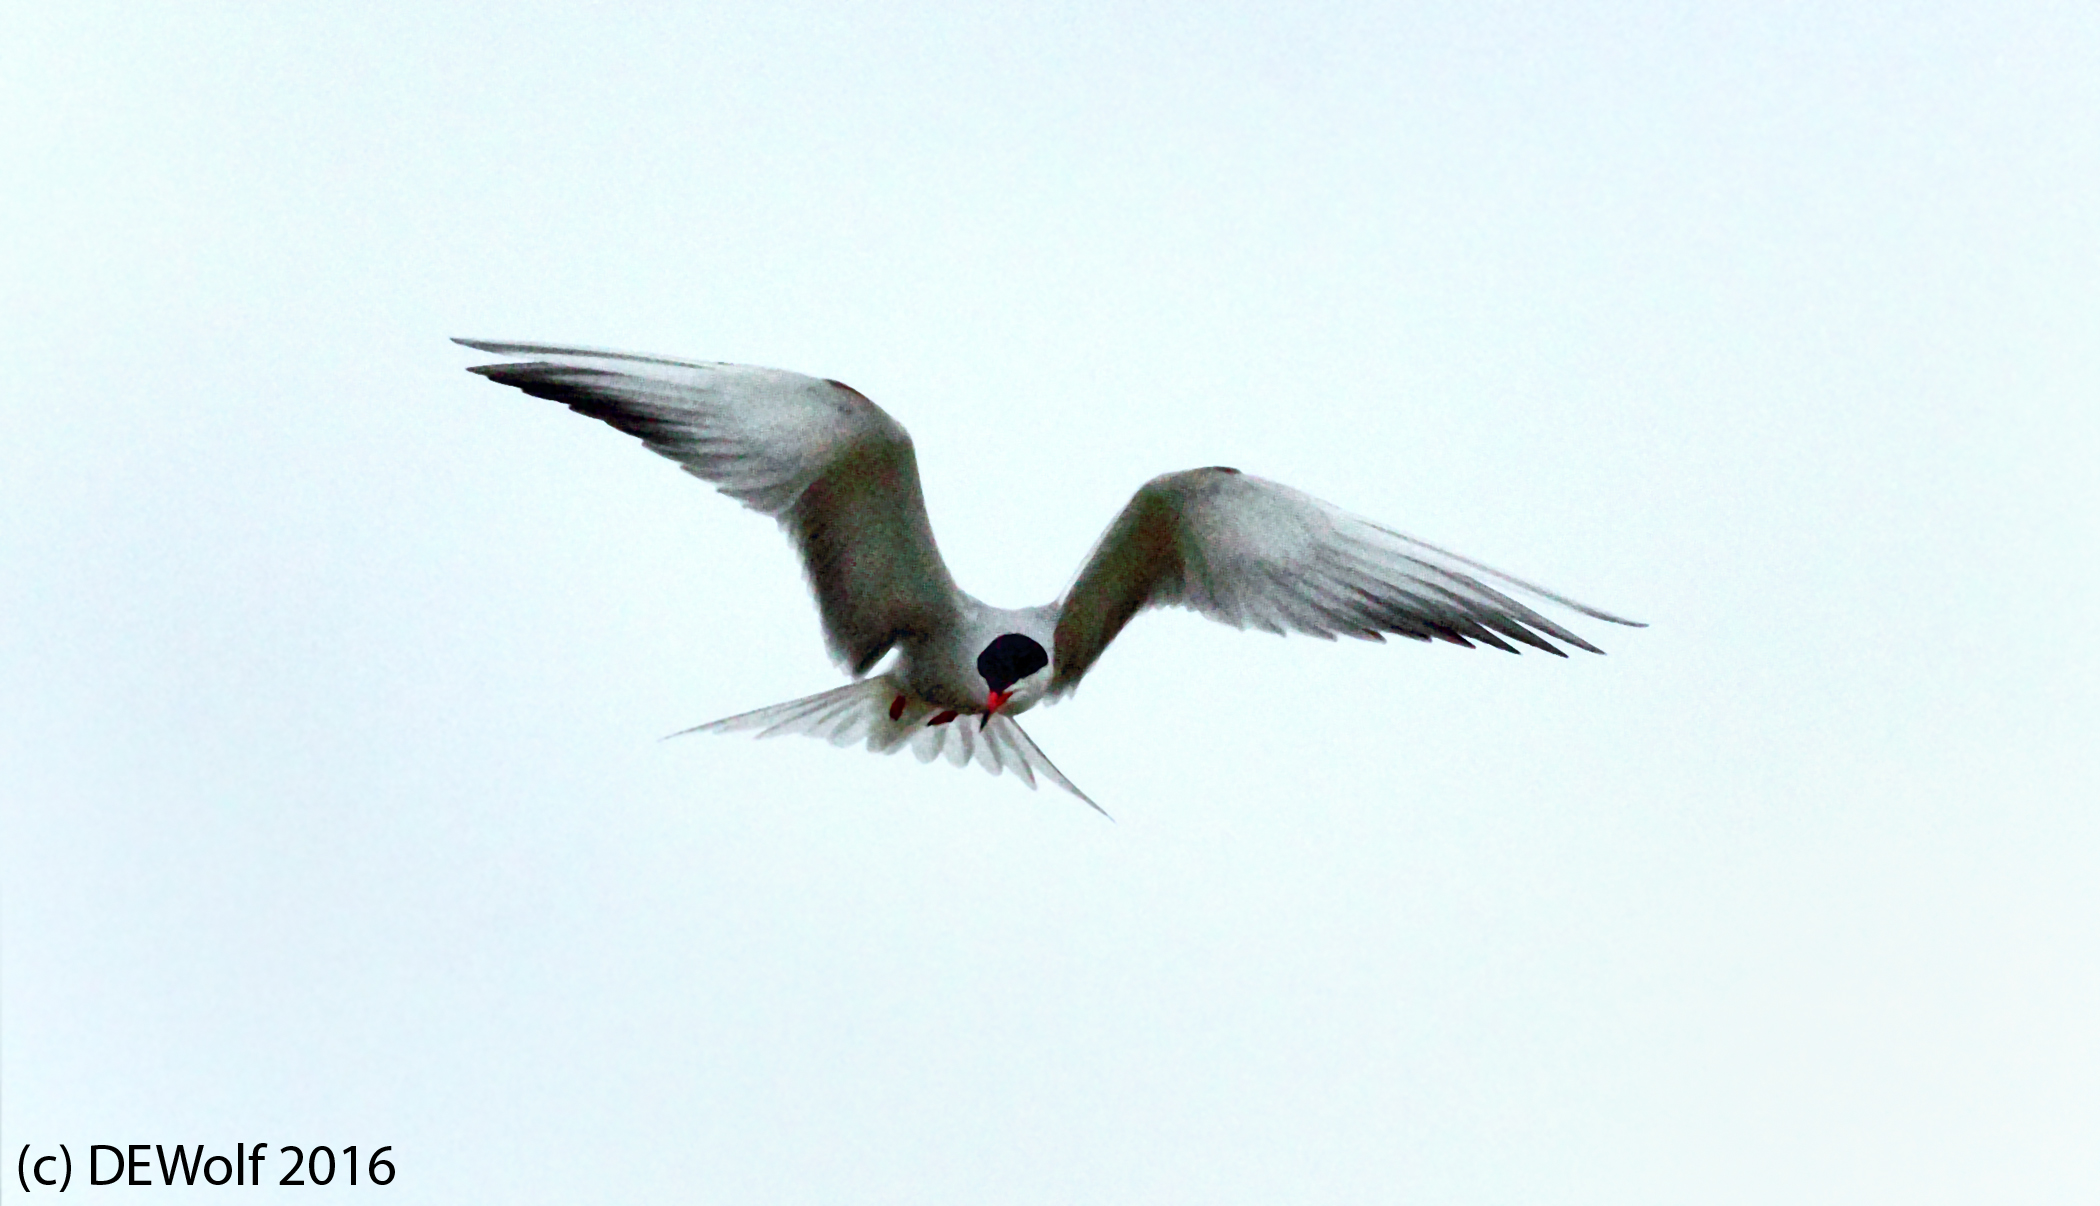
[668,677,1106,816]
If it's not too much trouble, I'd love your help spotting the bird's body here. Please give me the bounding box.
[457,338,1643,812]
[887,597,1057,716]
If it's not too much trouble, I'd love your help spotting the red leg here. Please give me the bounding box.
[889,694,907,721]
[928,710,959,726]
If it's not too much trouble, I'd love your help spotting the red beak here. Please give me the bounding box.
[982,689,1013,730]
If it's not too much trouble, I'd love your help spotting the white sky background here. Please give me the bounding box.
[3,1,2096,1201]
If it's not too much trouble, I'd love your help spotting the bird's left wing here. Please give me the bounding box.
[456,339,961,675]
[1051,467,1644,695]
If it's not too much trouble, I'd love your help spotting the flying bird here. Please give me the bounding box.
[457,338,1643,813]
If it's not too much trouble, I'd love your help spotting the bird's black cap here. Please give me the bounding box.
[977,633,1049,694]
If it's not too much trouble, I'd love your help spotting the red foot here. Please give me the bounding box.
[889,694,906,721]
[928,710,959,726]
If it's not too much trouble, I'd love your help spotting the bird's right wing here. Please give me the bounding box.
[1051,467,1644,695]
[456,339,962,675]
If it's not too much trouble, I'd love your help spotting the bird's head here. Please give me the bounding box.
[976,632,1050,721]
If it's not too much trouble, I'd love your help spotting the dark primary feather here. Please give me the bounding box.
[1051,468,1644,695]
[456,338,960,675]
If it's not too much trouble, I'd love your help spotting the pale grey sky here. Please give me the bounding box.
[4,2,2096,1202]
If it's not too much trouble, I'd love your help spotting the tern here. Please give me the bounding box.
[457,338,1643,813]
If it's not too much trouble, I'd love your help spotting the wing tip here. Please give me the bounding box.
[660,720,729,740]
